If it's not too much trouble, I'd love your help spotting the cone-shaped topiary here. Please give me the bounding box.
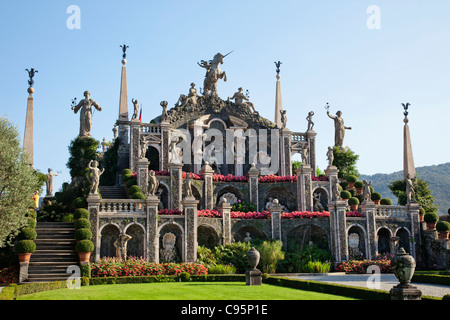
[75,240,94,253]
[74,208,90,220]
[16,240,36,253]
[74,218,91,230]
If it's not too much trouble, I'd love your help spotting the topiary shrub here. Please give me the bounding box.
[436,221,450,232]
[371,192,382,201]
[354,181,363,189]
[75,240,94,253]
[131,192,146,200]
[74,208,90,220]
[74,228,93,241]
[177,272,191,282]
[72,197,87,209]
[126,179,137,188]
[340,190,351,200]
[122,168,132,177]
[347,175,358,183]
[127,185,142,195]
[74,218,91,230]
[27,217,36,229]
[424,212,439,224]
[122,173,133,183]
[380,198,393,205]
[16,240,36,253]
[18,228,37,241]
[348,197,360,206]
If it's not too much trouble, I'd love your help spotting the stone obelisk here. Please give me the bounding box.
[118,44,129,121]
[402,103,416,179]
[23,68,38,169]
[274,61,283,128]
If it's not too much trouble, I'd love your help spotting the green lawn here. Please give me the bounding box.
[17,282,357,300]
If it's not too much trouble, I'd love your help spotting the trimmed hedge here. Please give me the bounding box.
[15,240,36,253]
[0,281,68,300]
[74,228,93,241]
[74,208,90,220]
[74,218,91,230]
[412,273,450,286]
[18,227,37,241]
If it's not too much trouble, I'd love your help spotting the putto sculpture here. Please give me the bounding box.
[148,170,159,196]
[198,51,232,97]
[71,91,102,137]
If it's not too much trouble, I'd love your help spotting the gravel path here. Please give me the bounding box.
[288,273,450,298]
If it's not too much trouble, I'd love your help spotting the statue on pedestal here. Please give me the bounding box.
[169,136,183,164]
[45,168,58,197]
[131,98,140,120]
[148,170,159,196]
[405,174,417,203]
[71,91,102,137]
[229,87,257,115]
[175,83,199,109]
[306,111,315,131]
[326,146,334,167]
[114,233,132,261]
[363,180,373,202]
[280,110,287,129]
[161,101,169,122]
[87,160,104,195]
[198,52,231,97]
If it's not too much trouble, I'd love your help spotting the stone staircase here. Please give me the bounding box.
[27,222,78,283]
[99,185,128,199]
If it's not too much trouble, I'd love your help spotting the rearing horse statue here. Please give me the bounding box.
[198,51,232,97]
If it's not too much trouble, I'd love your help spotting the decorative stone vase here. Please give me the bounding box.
[438,231,449,240]
[247,247,260,270]
[18,253,32,263]
[78,252,91,263]
[391,247,416,287]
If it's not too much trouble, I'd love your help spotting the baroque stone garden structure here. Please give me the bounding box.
[82,48,424,267]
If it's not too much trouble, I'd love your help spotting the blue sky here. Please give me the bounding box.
[1,1,449,195]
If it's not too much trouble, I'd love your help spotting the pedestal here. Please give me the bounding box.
[146,195,160,262]
[245,269,262,286]
[169,162,183,210]
[19,262,29,283]
[183,196,199,263]
[390,284,422,300]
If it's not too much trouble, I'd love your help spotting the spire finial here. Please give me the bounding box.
[25,68,38,89]
[402,102,410,123]
[274,61,282,75]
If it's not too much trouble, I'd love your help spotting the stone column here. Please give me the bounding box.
[217,199,232,244]
[160,121,171,172]
[183,196,199,263]
[296,164,313,212]
[269,199,282,240]
[200,162,214,210]
[329,200,348,263]
[306,130,317,176]
[146,195,160,262]
[169,163,183,210]
[87,194,101,262]
[129,119,141,173]
[137,158,149,195]
[248,164,259,211]
[361,201,377,260]
[407,202,421,259]
[325,165,340,202]
[192,119,205,174]
[279,128,292,176]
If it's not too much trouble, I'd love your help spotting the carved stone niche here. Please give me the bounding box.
[219,192,238,206]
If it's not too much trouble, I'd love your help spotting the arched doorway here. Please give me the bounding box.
[347,225,367,260]
[100,224,121,258]
[146,146,160,172]
[396,228,411,254]
[377,228,391,256]
[197,225,220,249]
[125,223,145,258]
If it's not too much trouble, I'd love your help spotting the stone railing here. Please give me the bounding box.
[291,132,306,143]
[375,205,408,218]
[141,123,161,134]
[98,199,147,215]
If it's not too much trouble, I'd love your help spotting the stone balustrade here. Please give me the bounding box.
[291,132,306,142]
[98,199,147,215]
[375,205,408,218]
[141,123,161,134]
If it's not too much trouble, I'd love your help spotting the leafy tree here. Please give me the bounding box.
[100,138,121,186]
[292,160,302,173]
[388,176,438,214]
[0,117,41,247]
[332,146,360,179]
[66,136,100,179]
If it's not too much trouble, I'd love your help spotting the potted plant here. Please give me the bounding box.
[75,239,94,262]
[16,240,36,263]
[423,212,439,230]
[348,197,360,211]
[418,207,425,222]
[371,192,382,205]
[346,175,358,189]
[380,198,393,206]
[354,181,363,194]
[74,208,90,221]
[340,190,351,200]
[74,228,93,242]
[436,221,450,239]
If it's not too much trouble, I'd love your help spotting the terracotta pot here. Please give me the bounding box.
[426,222,436,230]
[78,252,91,263]
[438,231,449,239]
[348,182,354,189]
[373,200,380,205]
[356,188,363,195]
[350,205,358,211]
[419,214,424,222]
[18,253,32,263]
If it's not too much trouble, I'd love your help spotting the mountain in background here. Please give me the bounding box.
[360,162,450,216]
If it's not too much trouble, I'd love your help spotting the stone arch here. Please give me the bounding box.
[347,224,367,260]
[312,187,328,211]
[395,227,411,254]
[206,118,229,175]
[215,185,245,206]
[158,221,185,262]
[157,181,170,210]
[100,223,121,258]
[233,225,268,243]
[376,227,392,256]
[146,145,160,171]
[264,186,296,212]
[197,224,220,249]
[124,222,146,258]
[285,224,329,253]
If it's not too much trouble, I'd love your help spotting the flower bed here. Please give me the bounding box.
[158,208,183,215]
[212,174,248,182]
[335,259,392,274]
[91,257,208,277]
[230,211,271,219]
[281,211,330,219]
[0,267,18,285]
[259,175,297,183]
[346,210,363,217]
[197,209,222,218]
[312,176,328,182]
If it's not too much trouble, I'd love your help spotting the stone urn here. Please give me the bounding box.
[391,247,416,287]
[247,247,260,270]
